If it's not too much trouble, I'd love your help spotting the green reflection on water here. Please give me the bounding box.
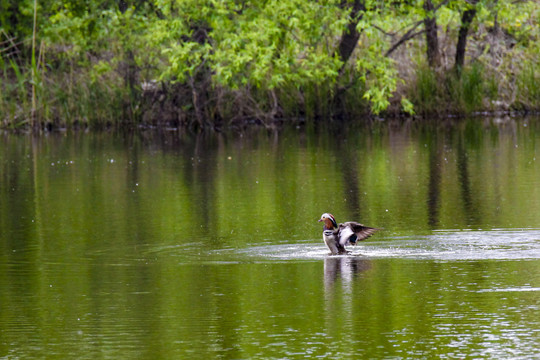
[1,117,540,358]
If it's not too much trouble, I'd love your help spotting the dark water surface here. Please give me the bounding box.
[1,118,540,359]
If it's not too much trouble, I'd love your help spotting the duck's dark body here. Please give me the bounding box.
[319,213,378,255]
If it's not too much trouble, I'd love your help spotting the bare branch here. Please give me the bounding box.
[380,0,450,58]
[372,24,396,37]
[385,20,425,57]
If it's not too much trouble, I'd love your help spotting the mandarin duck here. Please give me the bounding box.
[318,213,379,255]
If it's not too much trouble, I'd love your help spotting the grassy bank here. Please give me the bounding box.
[1,1,539,131]
[1,60,131,129]
[2,55,537,131]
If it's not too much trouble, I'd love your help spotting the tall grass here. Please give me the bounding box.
[0,60,31,128]
[1,60,136,129]
[460,62,485,112]
[31,0,38,127]
[517,64,540,110]
[48,65,134,128]
[412,64,442,115]
[410,62,498,116]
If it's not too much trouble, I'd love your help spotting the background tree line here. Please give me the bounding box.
[1,0,538,130]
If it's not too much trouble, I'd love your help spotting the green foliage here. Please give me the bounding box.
[0,0,36,41]
[1,0,540,129]
[152,0,349,117]
[400,96,415,116]
[1,1,161,127]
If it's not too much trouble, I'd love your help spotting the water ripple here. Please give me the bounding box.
[218,229,540,261]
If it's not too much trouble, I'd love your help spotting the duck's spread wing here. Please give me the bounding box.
[338,222,379,246]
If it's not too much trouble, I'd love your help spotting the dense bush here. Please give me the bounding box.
[1,0,539,130]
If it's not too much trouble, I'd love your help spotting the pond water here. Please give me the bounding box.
[1,117,540,359]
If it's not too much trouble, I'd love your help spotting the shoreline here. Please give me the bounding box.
[2,109,539,135]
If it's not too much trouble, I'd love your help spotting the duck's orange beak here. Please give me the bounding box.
[318,219,323,222]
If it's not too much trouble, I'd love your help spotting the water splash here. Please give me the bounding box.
[214,229,540,261]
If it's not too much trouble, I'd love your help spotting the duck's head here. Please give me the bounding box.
[318,213,337,230]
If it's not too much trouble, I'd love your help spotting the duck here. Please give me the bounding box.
[318,213,379,255]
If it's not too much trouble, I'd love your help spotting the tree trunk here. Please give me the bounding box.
[455,1,479,74]
[337,0,366,72]
[423,0,440,68]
